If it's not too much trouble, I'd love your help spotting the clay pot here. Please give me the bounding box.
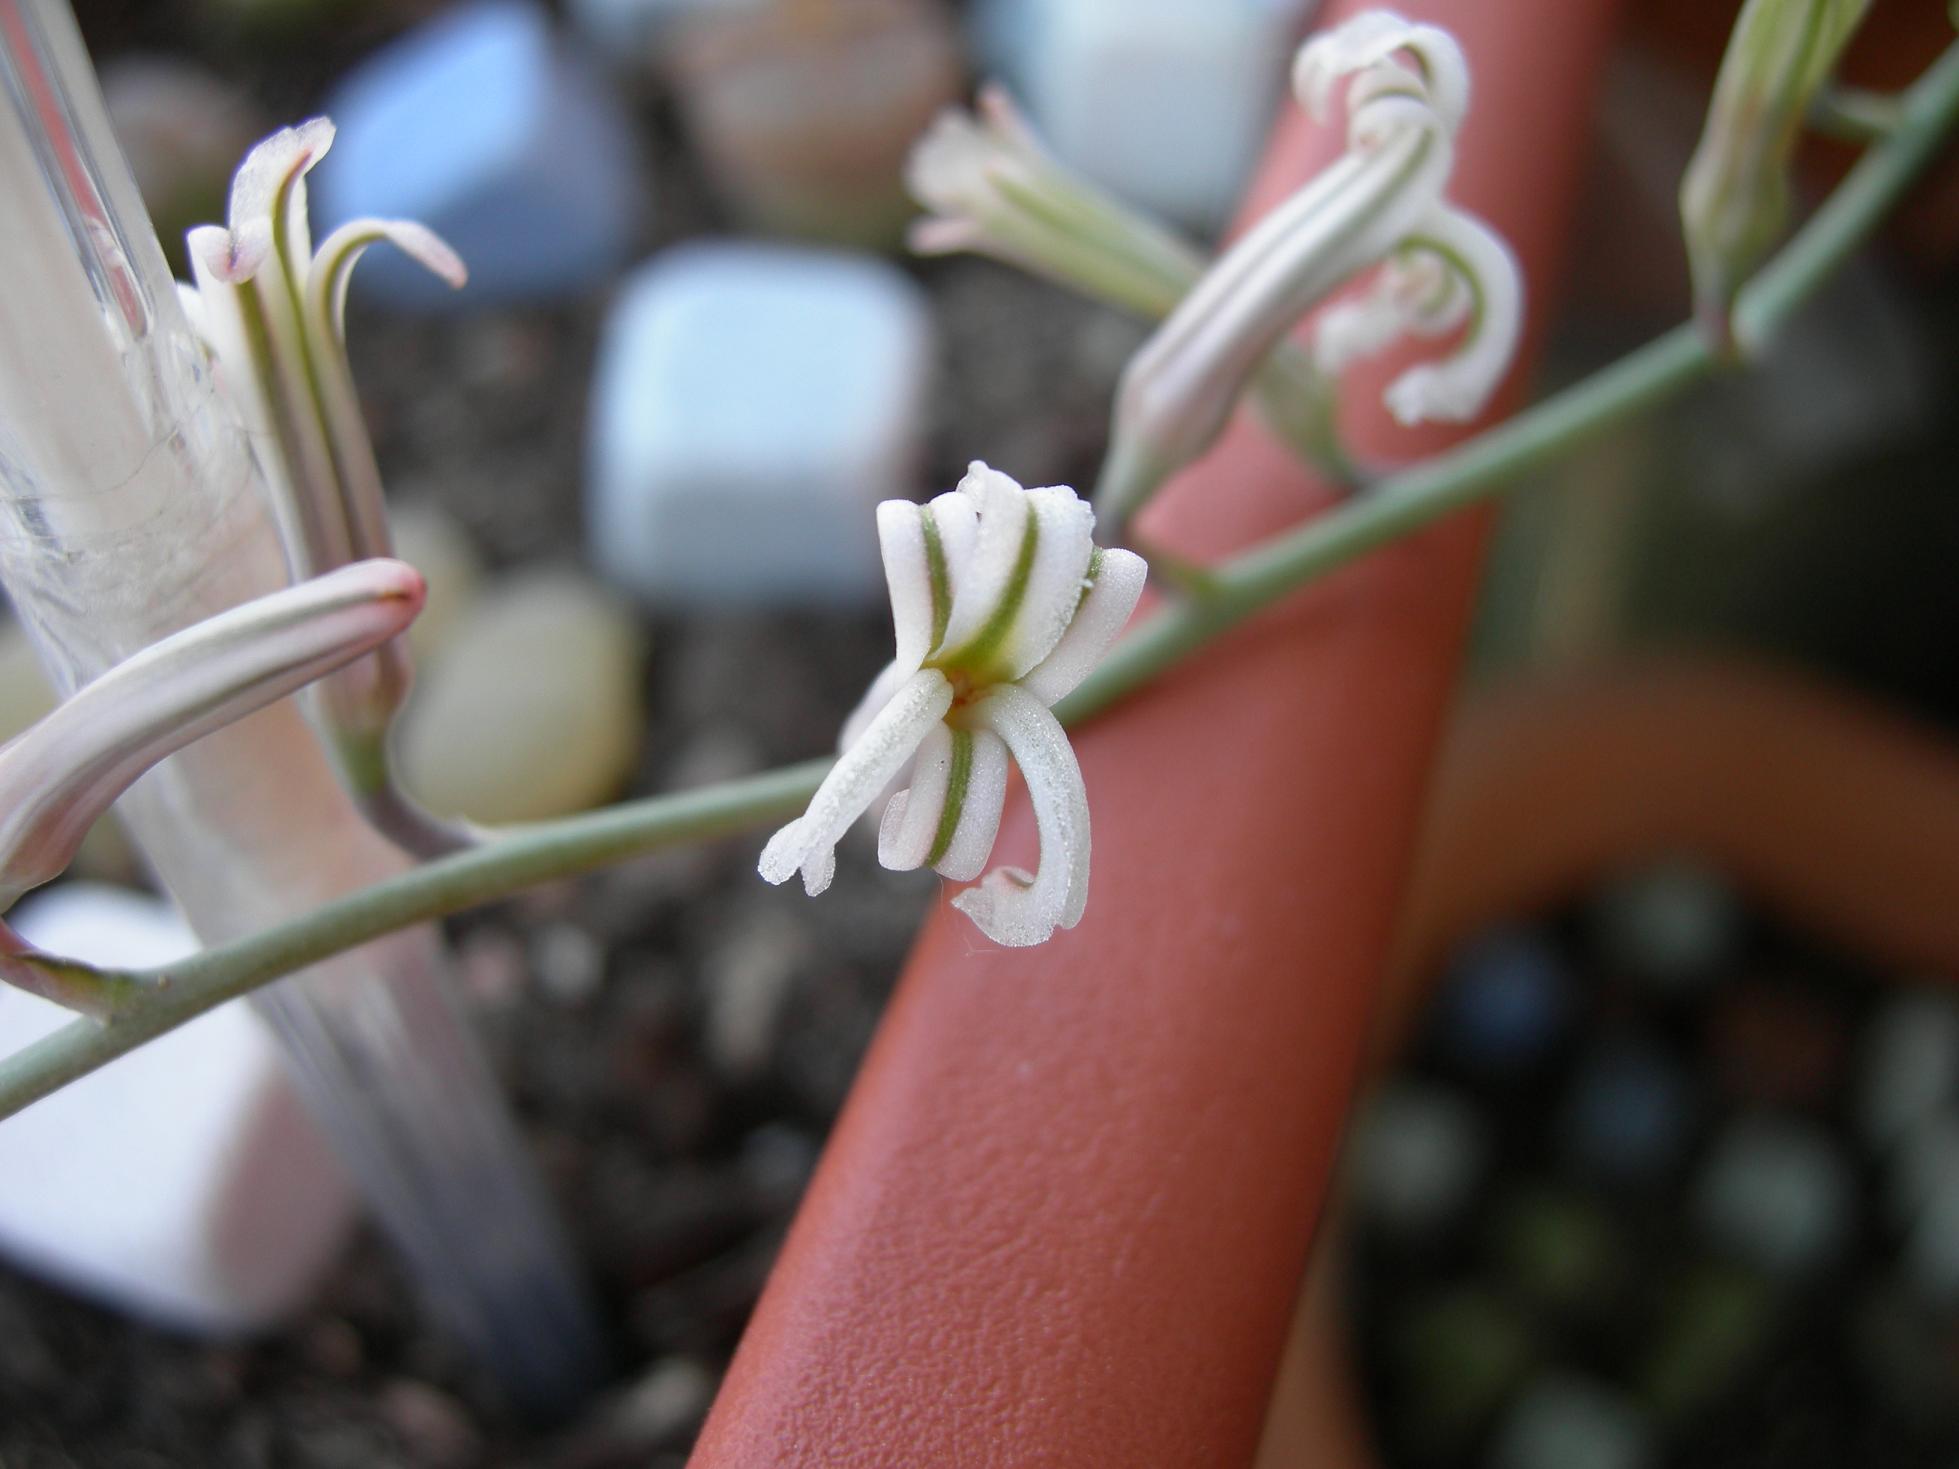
[1255,655,1959,1466]
[688,2,1624,1464]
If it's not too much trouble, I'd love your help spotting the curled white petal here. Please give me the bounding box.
[931,727,1009,883]
[1294,11,1469,136]
[839,658,912,752]
[221,115,334,281]
[937,462,1032,656]
[308,218,466,339]
[759,669,953,896]
[878,721,1013,882]
[1380,206,1523,425]
[1017,547,1148,707]
[994,486,1096,679]
[951,686,1089,947]
[931,490,980,616]
[1105,124,1445,503]
[877,722,954,871]
[1312,249,1467,375]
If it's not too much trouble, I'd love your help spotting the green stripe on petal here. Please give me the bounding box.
[936,509,1038,677]
[925,726,974,868]
[922,506,952,656]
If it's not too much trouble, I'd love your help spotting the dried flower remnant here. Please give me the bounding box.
[181,117,470,855]
[1097,10,1525,522]
[759,463,1146,948]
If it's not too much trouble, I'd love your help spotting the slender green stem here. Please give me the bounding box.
[1738,39,1959,351]
[4,39,1957,1122]
[0,760,831,1118]
[1809,84,1906,145]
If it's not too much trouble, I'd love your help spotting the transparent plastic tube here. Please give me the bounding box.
[0,0,601,1413]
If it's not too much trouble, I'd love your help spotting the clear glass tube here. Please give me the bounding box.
[0,0,602,1414]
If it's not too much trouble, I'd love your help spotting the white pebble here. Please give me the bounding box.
[1694,1115,1853,1275]
[1860,991,1959,1148]
[1347,1084,1487,1239]
[1492,1374,1654,1469]
[586,242,933,607]
[0,884,353,1331]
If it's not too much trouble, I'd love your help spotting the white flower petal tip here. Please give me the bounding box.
[1293,11,1469,135]
[758,669,954,897]
[315,218,468,306]
[218,116,336,276]
[949,687,1089,949]
[764,465,1141,944]
[228,117,335,225]
[1376,207,1524,426]
[186,222,264,286]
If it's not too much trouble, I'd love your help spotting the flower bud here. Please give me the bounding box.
[0,559,423,914]
[1681,0,1872,337]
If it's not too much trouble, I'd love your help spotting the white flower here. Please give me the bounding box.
[182,118,472,854]
[759,463,1147,948]
[1097,10,1523,519]
[1314,206,1523,426]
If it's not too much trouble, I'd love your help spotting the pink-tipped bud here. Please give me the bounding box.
[0,559,423,909]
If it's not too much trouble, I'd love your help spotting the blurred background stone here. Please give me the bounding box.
[0,884,353,1332]
[976,0,1311,230]
[316,0,646,307]
[100,55,266,276]
[669,0,961,246]
[586,241,933,607]
[399,569,645,821]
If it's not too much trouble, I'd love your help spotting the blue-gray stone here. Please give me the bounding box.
[585,241,933,607]
[1559,1037,1695,1184]
[317,0,645,308]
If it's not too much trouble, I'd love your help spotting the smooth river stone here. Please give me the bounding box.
[399,570,645,823]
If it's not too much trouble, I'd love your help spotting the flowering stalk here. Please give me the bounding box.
[759,463,1146,947]
[1095,11,1523,528]
[0,558,424,1016]
[1682,0,1873,348]
[906,85,1357,484]
[3,24,1957,1124]
[183,118,474,856]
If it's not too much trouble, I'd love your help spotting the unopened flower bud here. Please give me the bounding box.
[0,559,423,915]
[1681,0,1872,338]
